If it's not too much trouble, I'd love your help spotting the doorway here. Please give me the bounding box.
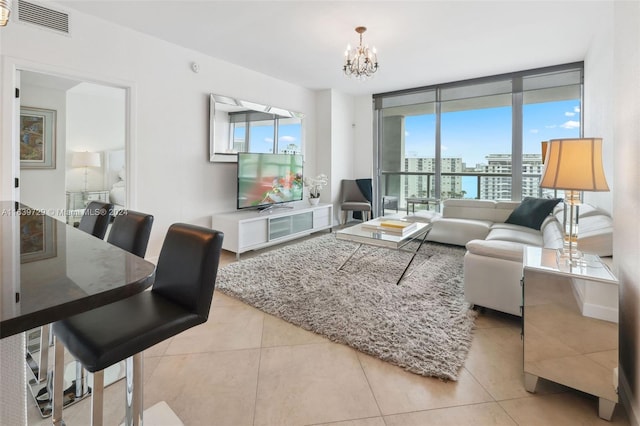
[17,69,129,220]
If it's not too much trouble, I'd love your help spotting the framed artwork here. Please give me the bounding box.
[20,106,57,169]
[20,211,57,263]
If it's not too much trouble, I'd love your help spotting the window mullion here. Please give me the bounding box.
[435,90,442,201]
[274,118,279,153]
[512,77,523,201]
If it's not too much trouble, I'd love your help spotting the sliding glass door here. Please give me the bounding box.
[378,92,436,214]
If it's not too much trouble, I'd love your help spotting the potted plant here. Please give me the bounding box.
[304,174,328,205]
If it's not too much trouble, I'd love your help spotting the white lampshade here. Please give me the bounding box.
[72,151,101,168]
[539,138,610,192]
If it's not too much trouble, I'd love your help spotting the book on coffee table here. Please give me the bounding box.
[361,219,418,234]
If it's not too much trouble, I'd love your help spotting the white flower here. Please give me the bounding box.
[304,174,328,198]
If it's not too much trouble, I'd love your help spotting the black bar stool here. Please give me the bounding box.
[69,210,155,402]
[52,223,224,425]
[107,210,154,258]
[29,201,116,408]
[78,201,113,239]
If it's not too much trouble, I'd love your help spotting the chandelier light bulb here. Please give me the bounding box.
[342,26,379,80]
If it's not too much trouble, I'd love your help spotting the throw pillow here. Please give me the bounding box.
[505,197,562,230]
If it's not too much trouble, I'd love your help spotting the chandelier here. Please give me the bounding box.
[343,26,379,79]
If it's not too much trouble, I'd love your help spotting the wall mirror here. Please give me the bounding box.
[209,94,304,163]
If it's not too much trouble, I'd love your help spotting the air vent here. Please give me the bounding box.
[17,0,69,34]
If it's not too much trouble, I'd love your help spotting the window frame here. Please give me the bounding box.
[372,62,584,215]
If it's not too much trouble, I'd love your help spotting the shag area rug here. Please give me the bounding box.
[216,234,476,380]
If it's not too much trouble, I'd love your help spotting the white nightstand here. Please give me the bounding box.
[66,190,110,225]
[522,246,618,420]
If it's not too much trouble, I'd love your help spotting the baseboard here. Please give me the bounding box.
[571,277,618,322]
[619,366,639,426]
[582,302,618,323]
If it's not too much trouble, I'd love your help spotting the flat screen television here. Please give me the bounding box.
[237,153,304,210]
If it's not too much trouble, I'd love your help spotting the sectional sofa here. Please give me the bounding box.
[413,198,614,316]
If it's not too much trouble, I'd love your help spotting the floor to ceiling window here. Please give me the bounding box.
[440,83,513,200]
[379,94,436,211]
[374,62,583,215]
[522,71,582,198]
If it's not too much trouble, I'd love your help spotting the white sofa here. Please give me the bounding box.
[415,199,613,316]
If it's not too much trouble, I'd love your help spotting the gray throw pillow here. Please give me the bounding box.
[505,197,562,230]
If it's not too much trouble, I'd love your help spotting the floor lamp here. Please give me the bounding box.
[71,151,101,194]
[539,138,610,264]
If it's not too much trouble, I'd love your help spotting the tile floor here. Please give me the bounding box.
[28,233,631,426]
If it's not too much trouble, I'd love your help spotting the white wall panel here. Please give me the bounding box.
[1,8,317,258]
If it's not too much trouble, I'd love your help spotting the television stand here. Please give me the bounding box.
[212,203,333,260]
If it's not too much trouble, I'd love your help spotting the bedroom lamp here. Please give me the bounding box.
[72,151,101,193]
[539,138,609,264]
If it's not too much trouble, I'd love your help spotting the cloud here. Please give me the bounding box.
[530,129,539,134]
[441,145,448,152]
[279,135,297,143]
[574,106,580,113]
[545,125,557,129]
[405,131,410,137]
[565,111,575,117]
[264,137,274,143]
[560,120,580,129]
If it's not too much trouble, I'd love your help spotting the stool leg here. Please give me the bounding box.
[38,325,50,383]
[52,336,65,426]
[91,370,104,426]
[125,353,143,426]
[75,361,86,398]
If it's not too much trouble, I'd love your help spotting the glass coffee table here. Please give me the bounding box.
[336,218,432,285]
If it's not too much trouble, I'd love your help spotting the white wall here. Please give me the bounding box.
[66,83,126,192]
[585,3,640,424]
[314,90,332,205]
[1,8,317,258]
[353,95,374,179]
[19,84,66,219]
[330,90,355,201]
[612,2,640,425]
[314,89,359,223]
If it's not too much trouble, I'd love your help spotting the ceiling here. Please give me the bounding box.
[57,1,608,96]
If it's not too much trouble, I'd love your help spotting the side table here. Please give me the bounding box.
[522,246,618,420]
[405,197,440,214]
[66,190,110,225]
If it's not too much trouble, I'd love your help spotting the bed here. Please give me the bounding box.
[104,149,126,213]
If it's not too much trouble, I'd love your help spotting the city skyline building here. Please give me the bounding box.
[394,153,547,211]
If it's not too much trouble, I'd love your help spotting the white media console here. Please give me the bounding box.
[212,203,333,259]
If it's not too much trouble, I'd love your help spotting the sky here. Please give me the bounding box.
[404,99,581,167]
[237,122,302,154]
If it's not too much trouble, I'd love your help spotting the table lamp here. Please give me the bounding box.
[539,138,609,263]
[72,151,101,193]
[541,141,548,164]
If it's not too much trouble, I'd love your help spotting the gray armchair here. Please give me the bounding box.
[340,179,372,224]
